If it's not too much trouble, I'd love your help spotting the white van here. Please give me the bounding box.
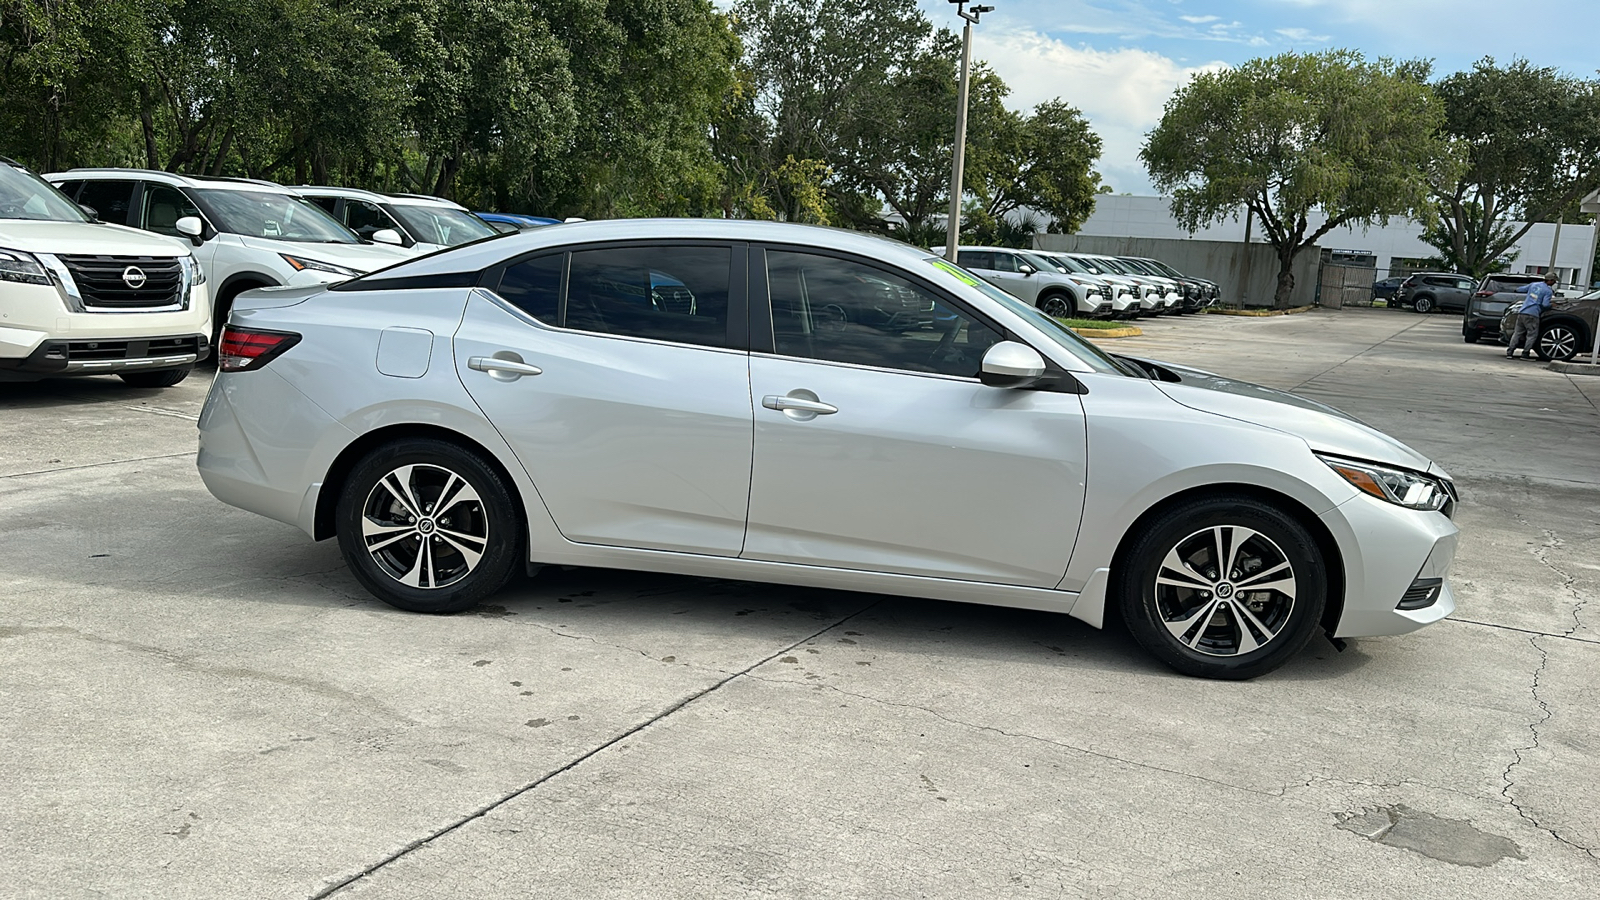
[1,158,210,388]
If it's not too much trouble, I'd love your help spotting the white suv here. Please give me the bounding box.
[1,158,209,388]
[294,187,501,253]
[954,246,1114,318]
[47,169,412,340]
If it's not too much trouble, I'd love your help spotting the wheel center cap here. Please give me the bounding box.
[417,519,436,535]
[1215,582,1235,598]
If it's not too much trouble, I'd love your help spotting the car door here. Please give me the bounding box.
[744,247,1087,587]
[1447,276,1476,311]
[454,242,755,557]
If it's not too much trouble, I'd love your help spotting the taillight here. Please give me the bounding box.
[1473,291,1492,297]
[218,326,301,372]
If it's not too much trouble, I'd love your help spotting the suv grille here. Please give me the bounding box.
[58,255,184,309]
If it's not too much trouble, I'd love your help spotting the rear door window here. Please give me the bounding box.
[565,246,733,349]
[76,180,136,226]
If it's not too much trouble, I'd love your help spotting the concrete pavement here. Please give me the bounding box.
[2,308,1597,898]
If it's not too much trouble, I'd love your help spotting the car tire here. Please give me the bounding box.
[336,438,522,614]
[1038,292,1073,318]
[1462,329,1479,344]
[1413,296,1435,313]
[118,365,192,388]
[1535,323,1582,362]
[1116,495,1327,680]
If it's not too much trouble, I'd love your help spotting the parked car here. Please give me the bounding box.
[297,187,500,253]
[1463,274,1548,343]
[955,246,1113,318]
[1030,250,1142,318]
[1,157,211,387]
[48,169,413,343]
[1497,287,1600,361]
[1127,256,1220,311]
[198,219,1459,680]
[1394,272,1476,314]
[1070,253,1172,314]
[475,212,563,234]
[1117,256,1204,314]
[1372,276,1407,304]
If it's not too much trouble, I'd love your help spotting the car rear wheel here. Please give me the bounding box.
[1536,323,1582,362]
[336,438,522,613]
[1462,329,1479,343]
[118,365,192,388]
[1413,296,1435,313]
[1038,292,1073,318]
[1117,495,1326,680]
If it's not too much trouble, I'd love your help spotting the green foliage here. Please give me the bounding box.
[1142,50,1444,305]
[971,99,1103,233]
[1418,200,1519,275]
[1429,58,1600,278]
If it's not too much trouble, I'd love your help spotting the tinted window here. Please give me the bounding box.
[991,253,1019,273]
[956,250,995,271]
[77,180,136,226]
[307,196,337,214]
[767,250,1002,378]
[140,184,201,236]
[54,180,84,200]
[344,200,397,238]
[566,246,732,348]
[497,253,562,323]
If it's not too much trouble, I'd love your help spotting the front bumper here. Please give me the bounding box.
[0,333,209,379]
[1319,492,1458,638]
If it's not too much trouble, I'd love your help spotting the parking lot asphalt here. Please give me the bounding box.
[2,307,1597,898]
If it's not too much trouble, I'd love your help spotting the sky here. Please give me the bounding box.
[915,0,1600,195]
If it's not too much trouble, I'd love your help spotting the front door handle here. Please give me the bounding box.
[762,392,838,419]
[468,354,543,381]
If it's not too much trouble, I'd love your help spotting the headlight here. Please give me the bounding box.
[0,246,51,285]
[1318,454,1451,511]
[182,255,206,285]
[280,254,360,278]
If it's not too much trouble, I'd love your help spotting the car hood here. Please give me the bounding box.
[233,235,413,271]
[0,220,191,257]
[1131,357,1441,475]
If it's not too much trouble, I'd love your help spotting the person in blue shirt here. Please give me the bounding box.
[1507,272,1557,359]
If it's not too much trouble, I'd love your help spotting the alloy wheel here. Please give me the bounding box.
[1152,525,1297,657]
[1040,295,1073,317]
[360,463,488,589]
[1539,325,1579,361]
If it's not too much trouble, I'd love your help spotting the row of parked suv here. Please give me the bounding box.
[1,160,571,389]
[954,246,1220,319]
[1385,269,1598,361]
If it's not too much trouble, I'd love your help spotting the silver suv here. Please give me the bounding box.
[295,187,500,253]
[955,246,1113,318]
[48,170,413,341]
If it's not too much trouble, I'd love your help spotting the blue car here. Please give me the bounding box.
[474,212,563,233]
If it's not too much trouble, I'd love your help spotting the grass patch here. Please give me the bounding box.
[1053,317,1127,329]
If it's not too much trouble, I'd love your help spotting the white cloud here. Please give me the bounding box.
[971,25,1227,194]
[1180,15,1220,24]
[1275,27,1332,43]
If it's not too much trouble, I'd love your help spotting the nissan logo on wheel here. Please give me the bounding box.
[122,266,147,289]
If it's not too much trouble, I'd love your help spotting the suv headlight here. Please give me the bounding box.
[1318,454,1451,511]
[181,255,206,285]
[0,246,51,285]
[281,254,360,278]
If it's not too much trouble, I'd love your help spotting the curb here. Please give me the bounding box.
[1069,325,1143,338]
[1548,360,1600,376]
[1204,305,1316,317]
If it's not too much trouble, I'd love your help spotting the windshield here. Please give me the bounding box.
[1094,257,1137,275]
[1146,259,1186,279]
[1043,254,1093,275]
[0,165,90,222]
[194,188,358,243]
[1066,255,1110,276]
[388,203,498,246]
[1121,259,1161,276]
[1019,251,1067,273]
[924,257,1132,376]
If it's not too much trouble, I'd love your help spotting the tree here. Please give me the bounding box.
[1418,201,1519,274]
[970,99,1103,234]
[1429,58,1600,278]
[1142,51,1444,306]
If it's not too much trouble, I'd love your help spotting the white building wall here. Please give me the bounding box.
[1074,196,1597,284]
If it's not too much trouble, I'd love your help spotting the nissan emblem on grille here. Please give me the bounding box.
[122,266,148,289]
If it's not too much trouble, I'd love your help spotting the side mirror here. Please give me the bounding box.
[1018,264,1037,276]
[79,204,100,222]
[370,228,405,247]
[175,216,206,246]
[980,341,1047,389]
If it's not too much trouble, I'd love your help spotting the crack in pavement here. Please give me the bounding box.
[308,599,883,899]
[0,452,192,480]
[1498,635,1600,860]
[1446,616,1600,646]
[1527,528,1591,638]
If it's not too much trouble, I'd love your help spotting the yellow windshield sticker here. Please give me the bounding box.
[926,257,982,287]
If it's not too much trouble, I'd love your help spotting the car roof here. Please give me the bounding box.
[296,185,467,210]
[45,168,296,195]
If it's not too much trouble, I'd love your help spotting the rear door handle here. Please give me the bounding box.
[762,394,837,415]
[468,354,543,380]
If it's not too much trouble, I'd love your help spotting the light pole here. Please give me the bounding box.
[944,1,993,263]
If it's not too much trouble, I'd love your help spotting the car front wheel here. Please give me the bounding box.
[1117,495,1326,680]
[1413,296,1435,313]
[336,438,522,613]
[1038,293,1073,318]
[1536,324,1582,362]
